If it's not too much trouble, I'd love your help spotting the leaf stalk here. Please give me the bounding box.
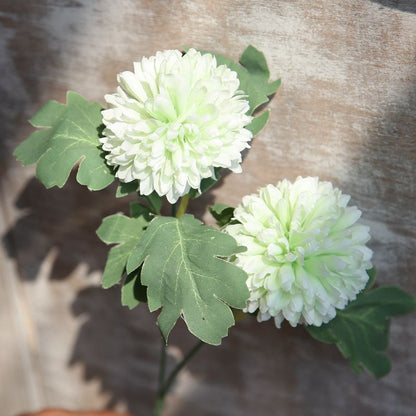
[153,336,205,415]
[176,194,190,218]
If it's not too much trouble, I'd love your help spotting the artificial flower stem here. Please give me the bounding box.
[153,397,164,416]
[154,336,168,416]
[171,199,179,217]
[144,193,162,215]
[176,194,190,218]
[154,314,248,413]
[153,338,204,415]
[161,340,205,397]
[157,338,167,395]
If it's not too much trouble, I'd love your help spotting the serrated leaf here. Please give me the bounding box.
[239,45,270,79]
[307,286,416,378]
[14,91,115,190]
[209,203,236,228]
[96,212,149,289]
[126,214,249,345]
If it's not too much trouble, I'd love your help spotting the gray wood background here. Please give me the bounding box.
[1,1,415,415]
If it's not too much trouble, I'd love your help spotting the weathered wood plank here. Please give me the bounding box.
[0,176,44,414]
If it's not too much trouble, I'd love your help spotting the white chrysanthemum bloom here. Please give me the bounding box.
[100,49,252,203]
[225,177,373,328]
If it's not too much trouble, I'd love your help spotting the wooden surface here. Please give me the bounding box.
[1,1,415,415]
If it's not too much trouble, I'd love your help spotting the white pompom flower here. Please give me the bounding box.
[225,177,373,328]
[100,48,252,203]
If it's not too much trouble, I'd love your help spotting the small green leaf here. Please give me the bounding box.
[365,267,377,291]
[122,268,147,309]
[129,202,154,221]
[116,180,139,198]
[126,214,249,345]
[144,191,163,214]
[307,286,416,378]
[246,110,270,136]
[239,45,271,79]
[96,212,149,289]
[209,203,236,228]
[14,91,115,190]
[116,182,163,214]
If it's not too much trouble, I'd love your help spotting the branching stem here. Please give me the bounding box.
[153,336,205,415]
[161,340,204,396]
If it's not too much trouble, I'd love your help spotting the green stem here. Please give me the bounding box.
[176,194,190,218]
[161,340,204,396]
[153,338,205,415]
[171,201,178,217]
[153,310,247,413]
[158,339,168,394]
[153,397,165,416]
[144,192,162,215]
[154,337,168,416]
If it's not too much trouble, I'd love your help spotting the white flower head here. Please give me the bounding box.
[225,177,373,328]
[100,49,253,203]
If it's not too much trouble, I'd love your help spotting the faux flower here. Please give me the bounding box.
[225,177,373,327]
[100,48,252,203]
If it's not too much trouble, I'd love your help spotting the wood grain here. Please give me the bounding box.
[18,410,130,416]
[1,1,415,415]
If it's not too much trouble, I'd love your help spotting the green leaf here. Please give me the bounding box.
[307,286,416,378]
[239,45,271,79]
[365,267,377,291]
[122,268,147,309]
[209,203,236,228]
[14,91,115,190]
[116,180,139,198]
[116,181,163,214]
[126,214,249,345]
[144,191,163,214]
[246,110,270,136]
[96,211,149,289]
[129,202,154,221]
[239,45,282,99]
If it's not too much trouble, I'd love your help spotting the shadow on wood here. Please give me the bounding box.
[69,286,160,415]
[3,172,127,281]
[370,0,416,13]
[19,410,130,416]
